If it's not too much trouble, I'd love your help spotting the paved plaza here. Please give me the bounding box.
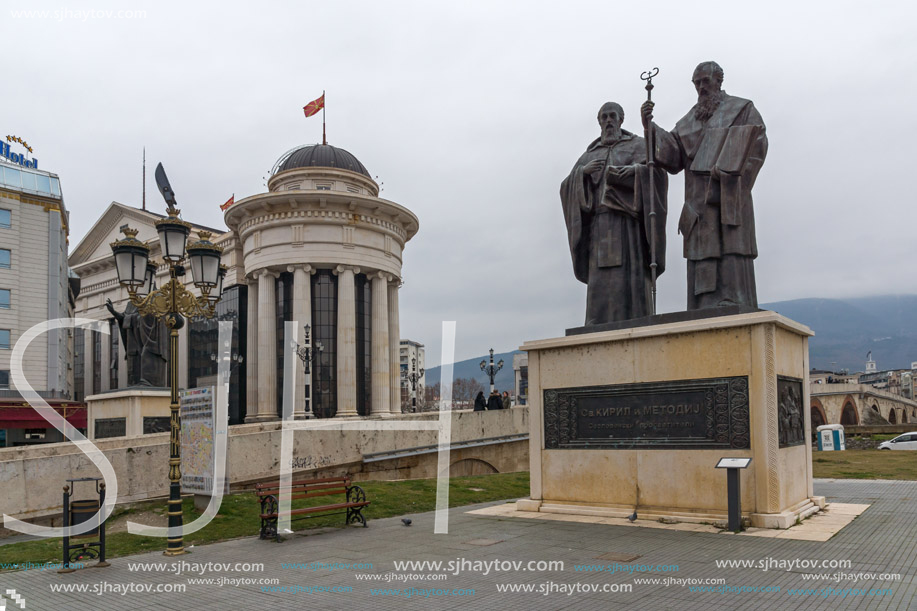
[2,479,915,610]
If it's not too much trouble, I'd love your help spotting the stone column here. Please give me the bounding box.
[388,279,401,414]
[255,269,278,421]
[335,265,358,417]
[370,272,390,416]
[84,327,95,396]
[244,276,258,423]
[290,264,312,419]
[100,322,111,392]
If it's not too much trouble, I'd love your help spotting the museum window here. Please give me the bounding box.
[311,270,337,418]
[0,370,9,390]
[92,328,102,395]
[0,329,9,350]
[73,331,84,401]
[188,284,247,424]
[355,273,372,416]
[275,272,293,417]
[109,319,119,390]
[0,250,9,269]
[0,289,9,309]
[0,209,10,229]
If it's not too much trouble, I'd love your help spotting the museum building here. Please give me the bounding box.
[71,143,418,430]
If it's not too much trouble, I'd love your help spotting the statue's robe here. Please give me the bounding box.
[561,131,668,325]
[653,94,767,309]
[138,314,167,387]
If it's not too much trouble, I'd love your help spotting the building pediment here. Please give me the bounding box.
[69,202,164,267]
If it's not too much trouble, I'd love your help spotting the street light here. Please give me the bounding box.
[407,356,425,413]
[110,163,223,556]
[293,324,323,419]
[480,348,503,394]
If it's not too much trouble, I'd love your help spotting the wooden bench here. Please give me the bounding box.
[255,476,369,541]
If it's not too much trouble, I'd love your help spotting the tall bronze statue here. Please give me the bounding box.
[642,61,767,310]
[561,102,668,325]
[106,298,167,387]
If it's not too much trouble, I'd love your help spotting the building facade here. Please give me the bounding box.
[72,143,418,426]
[399,339,425,411]
[0,154,81,445]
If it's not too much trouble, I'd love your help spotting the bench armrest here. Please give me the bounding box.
[346,485,367,505]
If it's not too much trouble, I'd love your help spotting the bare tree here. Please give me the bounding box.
[451,377,484,409]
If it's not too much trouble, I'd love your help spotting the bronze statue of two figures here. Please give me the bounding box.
[561,61,767,326]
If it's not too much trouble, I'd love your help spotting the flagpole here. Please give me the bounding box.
[322,90,327,145]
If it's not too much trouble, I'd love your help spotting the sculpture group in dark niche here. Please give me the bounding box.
[562,61,768,324]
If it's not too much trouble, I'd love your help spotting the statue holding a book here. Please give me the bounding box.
[642,60,767,310]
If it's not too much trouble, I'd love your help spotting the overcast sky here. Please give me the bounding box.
[6,0,916,366]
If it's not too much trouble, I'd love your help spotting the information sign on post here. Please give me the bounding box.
[715,457,752,532]
[180,387,217,495]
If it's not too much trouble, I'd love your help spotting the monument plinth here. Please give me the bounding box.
[518,310,825,528]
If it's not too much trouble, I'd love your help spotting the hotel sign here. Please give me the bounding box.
[543,376,751,450]
[1,136,38,169]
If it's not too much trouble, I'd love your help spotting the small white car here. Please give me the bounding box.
[877,432,917,450]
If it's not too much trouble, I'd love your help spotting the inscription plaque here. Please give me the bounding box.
[777,376,805,448]
[94,417,126,439]
[143,416,171,435]
[544,376,750,450]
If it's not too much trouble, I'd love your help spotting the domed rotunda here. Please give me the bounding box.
[224,143,419,421]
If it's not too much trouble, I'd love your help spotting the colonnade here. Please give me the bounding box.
[244,264,401,421]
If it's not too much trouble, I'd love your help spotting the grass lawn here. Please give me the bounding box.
[812,449,917,480]
[0,471,529,568]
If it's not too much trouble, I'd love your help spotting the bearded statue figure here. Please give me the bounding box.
[642,61,768,310]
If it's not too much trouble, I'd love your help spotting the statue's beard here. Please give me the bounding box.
[601,125,622,144]
[695,90,725,121]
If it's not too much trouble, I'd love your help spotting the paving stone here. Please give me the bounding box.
[1,479,915,610]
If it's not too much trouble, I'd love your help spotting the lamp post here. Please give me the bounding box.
[110,163,223,556]
[406,356,424,413]
[210,344,243,386]
[480,348,503,394]
[293,324,323,419]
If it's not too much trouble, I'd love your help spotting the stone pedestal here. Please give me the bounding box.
[519,310,825,529]
[86,388,171,440]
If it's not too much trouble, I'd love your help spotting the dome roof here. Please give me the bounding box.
[274,144,371,177]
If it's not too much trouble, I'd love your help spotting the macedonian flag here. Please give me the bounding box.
[303,93,325,118]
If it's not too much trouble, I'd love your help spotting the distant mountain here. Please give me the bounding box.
[425,351,521,392]
[762,295,917,372]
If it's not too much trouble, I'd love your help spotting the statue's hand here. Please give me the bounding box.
[583,159,604,176]
[641,101,654,130]
[606,165,636,185]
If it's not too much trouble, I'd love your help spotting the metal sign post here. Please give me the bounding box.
[715,457,752,532]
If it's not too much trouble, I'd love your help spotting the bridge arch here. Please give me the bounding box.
[841,400,859,425]
[810,399,827,429]
[448,458,498,477]
[888,408,898,424]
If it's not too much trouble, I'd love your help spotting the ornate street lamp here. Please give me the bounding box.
[407,356,424,413]
[109,163,223,556]
[480,348,504,394]
[293,324,323,419]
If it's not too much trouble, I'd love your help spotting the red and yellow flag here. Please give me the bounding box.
[303,93,325,118]
[219,194,235,211]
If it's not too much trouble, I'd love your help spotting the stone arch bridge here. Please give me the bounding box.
[810,383,917,428]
